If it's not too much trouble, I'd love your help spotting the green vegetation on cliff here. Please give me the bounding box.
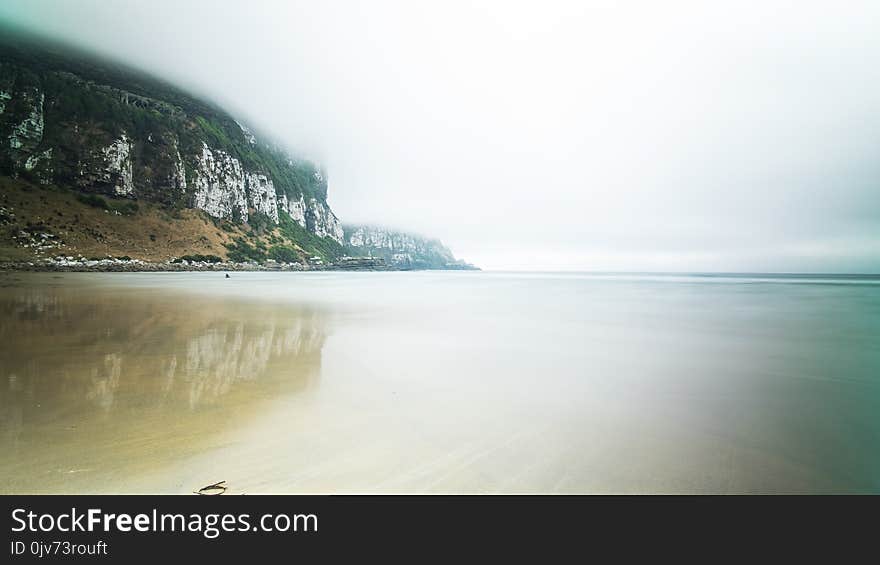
[0,27,347,265]
[0,31,326,205]
[0,28,473,270]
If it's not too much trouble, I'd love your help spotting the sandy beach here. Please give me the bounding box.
[2,271,878,494]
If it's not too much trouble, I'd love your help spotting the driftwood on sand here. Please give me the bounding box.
[194,480,227,495]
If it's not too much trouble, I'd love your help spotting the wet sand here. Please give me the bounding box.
[1,271,879,493]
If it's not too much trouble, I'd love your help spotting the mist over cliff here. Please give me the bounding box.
[0,32,341,236]
[0,30,472,269]
[343,224,476,270]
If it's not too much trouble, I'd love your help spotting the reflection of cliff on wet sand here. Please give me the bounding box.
[0,282,327,493]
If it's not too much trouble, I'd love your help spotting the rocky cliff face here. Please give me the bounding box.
[343,224,476,270]
[0,37,344,246]
[0,33,476,269]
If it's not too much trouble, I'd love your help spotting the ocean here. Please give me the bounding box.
[1,271,878,493]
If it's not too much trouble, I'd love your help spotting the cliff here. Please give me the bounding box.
[0,31,344,264]
[0,31,475,270]
[343,224,477,270]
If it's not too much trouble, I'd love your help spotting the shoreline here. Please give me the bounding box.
[0,257,480,273]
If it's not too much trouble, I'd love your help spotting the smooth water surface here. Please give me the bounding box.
[1,271,878,493]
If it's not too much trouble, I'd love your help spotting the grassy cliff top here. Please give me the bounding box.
[0,26,327,202]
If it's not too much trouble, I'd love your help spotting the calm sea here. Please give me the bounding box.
[1,271,878,493]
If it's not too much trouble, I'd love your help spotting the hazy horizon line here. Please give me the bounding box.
[471,269,880,277]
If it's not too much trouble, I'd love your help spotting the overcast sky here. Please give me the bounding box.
[2,1,879,272]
